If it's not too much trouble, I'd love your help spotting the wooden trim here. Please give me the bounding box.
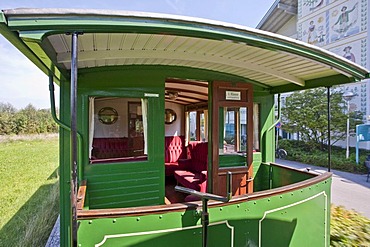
[196,111,201,140]
[166,94,206,102]
[165,87,208,97]
[76,180,87,210]
[77,170,332,220]
[218,166,248,175]
[211,81,254,195]
[166,78,209,88]
[185,102,209,113]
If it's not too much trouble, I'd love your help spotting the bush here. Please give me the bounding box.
[0,102,58,135]
[331,205,370,246]
[279,139,368,174]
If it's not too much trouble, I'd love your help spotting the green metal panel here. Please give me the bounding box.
[270,165,314,188]
[78,69,165,208]
[219,155,246,168]
[253,163,271,192]
[77,174,331,246]
[55,64,272,245]
[59,78,73,247]
[254,95,275,163]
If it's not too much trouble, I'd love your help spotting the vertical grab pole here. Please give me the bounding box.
[175,172,232,247]
[200,171,232,247]
[327,87,331,172]
[70,32,79,246]
[201,198,209,247]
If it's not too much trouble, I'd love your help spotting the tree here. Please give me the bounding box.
[0,102,58,135]
[281,88,363,150]
[0,102,16,114]
[0,102,17,134]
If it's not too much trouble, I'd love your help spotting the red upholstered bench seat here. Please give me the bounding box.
[91,137,129,159]
[165,136,186,176]
[174,141,208,192]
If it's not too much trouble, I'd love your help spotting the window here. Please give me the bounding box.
[253,103,260,151]
[187,109,208,142]
[219,107,247,154]
[89,97,148,163]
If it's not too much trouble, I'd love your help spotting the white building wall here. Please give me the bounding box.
[297,0,369,150]
[278,16,299,38]
[272,0,370,150]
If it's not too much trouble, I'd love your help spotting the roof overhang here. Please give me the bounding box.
[256,0,297,32]
[0,8,368,94]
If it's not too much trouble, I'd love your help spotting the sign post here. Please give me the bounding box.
[356,124,370,164]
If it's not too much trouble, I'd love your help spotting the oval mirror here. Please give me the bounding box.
[165,108,177,124]
[98,107,118,125]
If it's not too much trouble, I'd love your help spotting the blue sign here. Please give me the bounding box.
[356,124,370,164]
[357,124,370,142]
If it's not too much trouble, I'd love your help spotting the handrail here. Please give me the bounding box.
[49,75,83,180]
[262,94,281,162]
[175,171,232,247]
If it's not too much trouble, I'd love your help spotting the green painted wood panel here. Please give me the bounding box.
[57,65,277,245]
[77,174,331,247]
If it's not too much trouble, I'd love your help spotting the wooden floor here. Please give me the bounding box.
[165,176,186,204]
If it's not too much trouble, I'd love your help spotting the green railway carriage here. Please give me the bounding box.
[1,9,369,247]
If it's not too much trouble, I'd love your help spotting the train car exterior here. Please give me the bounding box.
[0,9,369,247]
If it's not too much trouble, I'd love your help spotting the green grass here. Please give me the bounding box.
[0,135,59,247]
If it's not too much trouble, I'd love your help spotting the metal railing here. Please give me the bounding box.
[175,171,232,247]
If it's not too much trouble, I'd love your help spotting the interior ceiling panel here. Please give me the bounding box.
[165,79,208,105]
[46,32,333,90]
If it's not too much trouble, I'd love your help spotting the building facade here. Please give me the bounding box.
[258,0,370,149]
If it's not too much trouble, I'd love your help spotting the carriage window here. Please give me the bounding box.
[189,111,197,141]
[89,97,148,163]
[187,110,208,142]
[219,107,247,154]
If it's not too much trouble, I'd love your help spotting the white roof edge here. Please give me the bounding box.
[256,0,280,29]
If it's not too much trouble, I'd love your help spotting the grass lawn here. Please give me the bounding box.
[0,135,369,246]
[0,134,59,247]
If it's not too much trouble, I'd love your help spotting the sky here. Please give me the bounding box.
[0,0,276,109]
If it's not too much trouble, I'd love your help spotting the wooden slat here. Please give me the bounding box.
[77,180,87,210]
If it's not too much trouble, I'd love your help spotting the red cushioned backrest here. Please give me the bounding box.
[92,138,129,159]
[188,141,208,173]
[164,136,186,163]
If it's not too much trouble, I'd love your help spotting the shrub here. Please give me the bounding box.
[0,102,58,135]
[331,205,370,246]
[279,139,368,174]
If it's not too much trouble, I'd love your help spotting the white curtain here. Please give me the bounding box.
[185,111,189,146]
[141,98,148,154]
[89,97,95,158]
[203,109,208,141]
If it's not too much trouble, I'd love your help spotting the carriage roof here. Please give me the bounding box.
[0,8,368,96]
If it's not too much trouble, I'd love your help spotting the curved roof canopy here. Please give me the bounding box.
[0,8,368,95]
